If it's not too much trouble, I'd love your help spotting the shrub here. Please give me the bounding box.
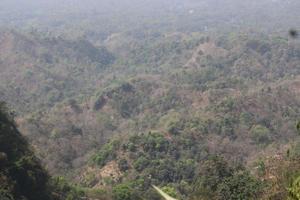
[216,172,262,200]
[288,176,300,200]
[141,133,169,154]
[92,140,120,167]
[118,159,130,172]
[161,186,179,199]
[133,156,150,172]
[0,189,14,200]
[112,183,141,200]
[250,125,271,144]
[50,176,85,200]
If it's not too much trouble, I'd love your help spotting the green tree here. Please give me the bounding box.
[192,156,233,199]
[92,140,120,167]
[133,156,150,172]
[250,125,271,144]
[112,183,141,200]
[216,172,262,200]
[0,103,52,200]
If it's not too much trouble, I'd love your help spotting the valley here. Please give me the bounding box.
[1,0,300,200]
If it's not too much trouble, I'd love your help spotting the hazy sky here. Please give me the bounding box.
[0,0,299,34]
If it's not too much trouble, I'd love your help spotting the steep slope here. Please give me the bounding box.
[0,102,53,200]
[0,102,92,200]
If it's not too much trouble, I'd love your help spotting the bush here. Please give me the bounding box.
[176,159,196,181]
[0,189,14,200]
[250,125,271,144]
[141,133,169,154]
[239,112,254,127]
[92,140,120,167]
[50,176,85,200]
[167,119,184,135]
[112,183,141,200]
[161,186,179,199]
[118,159,129,172]
[216,172,262,200]
[133,156,150,172]
[193,156,263,200]
[198,156,233,192]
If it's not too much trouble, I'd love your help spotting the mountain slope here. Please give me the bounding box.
[0,102,53,200]
[0,30,114,113]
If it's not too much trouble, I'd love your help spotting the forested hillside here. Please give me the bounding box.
[1,0,300,200]
[9,31,300,199]
[0,103,88,200]
[0,30,114,113]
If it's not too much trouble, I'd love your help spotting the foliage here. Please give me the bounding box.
[250,125,271,144]
[112,183,141,200]
[195,156,233,195]
[50,176,85,200]
[192,156,262,200]
[161,186,179,199]
[0,104,91,200]
[133,156,150,172]
[92,140,120,167]
[153,185,178,200]
[0,103,53,200]
[89,132,204,198]
[0,187,14,200]
[216,172,262,200]
[288,176,300,200]
[1,9,300,200]
[118,159,130,172]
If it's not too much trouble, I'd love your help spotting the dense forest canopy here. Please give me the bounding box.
[1,0,300,200]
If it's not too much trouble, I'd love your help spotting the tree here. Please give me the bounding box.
[112,183,141,200]
[0,102,53,200]
[112,184,132,200]
[192,156,233,199]
[250,125,271,144]
[133,156,150,172]
[216,172,262,200]
[118,159,129,172]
